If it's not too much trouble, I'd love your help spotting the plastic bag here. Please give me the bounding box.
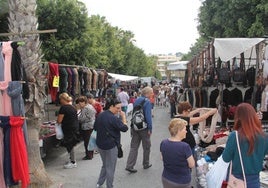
[55,123,64,140]
[87,130,97,151]
[206,156,229,188]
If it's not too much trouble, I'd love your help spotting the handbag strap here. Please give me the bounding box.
[235,131,247,187]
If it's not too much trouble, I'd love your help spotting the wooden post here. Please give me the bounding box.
[0,29,57,37]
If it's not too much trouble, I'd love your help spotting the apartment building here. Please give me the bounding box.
[156,54,182,80]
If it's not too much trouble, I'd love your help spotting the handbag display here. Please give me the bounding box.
[227,131,247,188]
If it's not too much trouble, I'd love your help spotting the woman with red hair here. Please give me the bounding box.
[222,103,268,188]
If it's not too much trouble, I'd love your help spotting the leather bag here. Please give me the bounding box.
[218,68,231,84]
[227,131,247,188]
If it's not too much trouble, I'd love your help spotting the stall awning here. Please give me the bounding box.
[108,73,138,81]
[167,61,188,71]
[213,38,265,62]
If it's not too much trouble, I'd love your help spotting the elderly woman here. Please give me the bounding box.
[57,92,79,169]
[76,96,96,160]
[160,118,195,188]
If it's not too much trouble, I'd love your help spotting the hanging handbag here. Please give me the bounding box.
[227,131,247,188]
[233,53,246,83]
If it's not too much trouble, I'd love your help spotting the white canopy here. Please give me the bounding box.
[108,73,138,81]
[167,61,188,70]
[213,38,265,62]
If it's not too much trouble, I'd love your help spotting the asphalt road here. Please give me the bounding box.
[43,105,198,188]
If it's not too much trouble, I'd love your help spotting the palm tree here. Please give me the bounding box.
[7,0,52,187]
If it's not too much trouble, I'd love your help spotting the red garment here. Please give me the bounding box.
[9,116,30,188]
[93,101,103,117]
[48,62,59,102]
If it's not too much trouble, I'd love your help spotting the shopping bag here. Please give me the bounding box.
[87,130,97,151]
[206,156,230,188]
[55,123,64,140]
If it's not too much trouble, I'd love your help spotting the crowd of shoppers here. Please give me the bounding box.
[53,82,268,188]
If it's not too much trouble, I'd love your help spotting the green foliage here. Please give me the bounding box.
[186,0,268,61]
[0,0,9,40]
[35,0,154,76]
[198,0,267,38]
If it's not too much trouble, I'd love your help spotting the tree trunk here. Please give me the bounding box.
[8,0,52,187]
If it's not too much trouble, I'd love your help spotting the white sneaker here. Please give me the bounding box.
[63,162,77,169]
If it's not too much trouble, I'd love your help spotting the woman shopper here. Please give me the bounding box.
[160,118,195,188]
[94,98,128,188]
[57,92,79,169]
[222,103,268,188]
[176,101,217,154]
[76,96,96,160]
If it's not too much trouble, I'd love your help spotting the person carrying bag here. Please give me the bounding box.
[222,103,268,188]
[227,131,247,188]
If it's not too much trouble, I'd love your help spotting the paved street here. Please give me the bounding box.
[43,105,198,188]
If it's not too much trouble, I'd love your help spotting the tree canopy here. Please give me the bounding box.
[36,0,157,77]
[182,0,268,60]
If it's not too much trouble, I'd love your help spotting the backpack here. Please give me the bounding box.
[131,99,147,131]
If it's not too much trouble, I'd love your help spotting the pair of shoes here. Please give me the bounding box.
[82,156,93,160]
[125,167,137,173]
[64,162,77,169]
[143,164,152,169]
[94,150,99,154]
[96,183,102,188]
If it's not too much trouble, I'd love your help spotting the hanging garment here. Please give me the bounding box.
[86,68,92,92]
[0,116,17,187]
[82,69,88,94]
[10,42,29,100]
[0,44,5,81]
[59,67,68,94]
[9,116,30,188]
[0,81,13,116]
[2,41,13,82]
[0,126,6,188]
[7,81,29,145]
[72,68,80,96]
[92,69,98,90]
[70,68,76,96]
[48,62,59,102]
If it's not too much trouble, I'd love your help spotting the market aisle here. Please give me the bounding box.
[44,105,198,188]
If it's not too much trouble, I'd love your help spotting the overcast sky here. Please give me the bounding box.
[80,0,201,55]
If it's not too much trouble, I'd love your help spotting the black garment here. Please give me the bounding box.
[244,87,253,104]
[229,88,243,106]
[10,42,29,100]
[59,67,68,93]
[223,88,231,105]
[209,89,219,108]
[59,104,79,152]
[81,129,93,158]
[178,116,196,149]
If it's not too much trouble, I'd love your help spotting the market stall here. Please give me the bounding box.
[183,38,268,187]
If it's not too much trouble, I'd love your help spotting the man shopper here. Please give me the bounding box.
[125,86,153,173]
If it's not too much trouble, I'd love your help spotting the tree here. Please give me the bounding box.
[197,0,268,39]
[37,0,90,65]
[6,0,52,187]
[184,0,268,61]
[0,0,9,39]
